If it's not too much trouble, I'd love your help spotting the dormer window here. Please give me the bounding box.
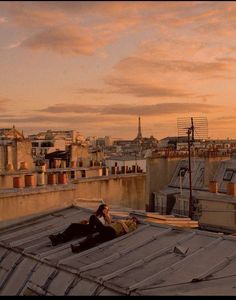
[178,167,188,177]
[223,169,235,181]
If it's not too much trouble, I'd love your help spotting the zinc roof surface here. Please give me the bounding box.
[0,205,236,296]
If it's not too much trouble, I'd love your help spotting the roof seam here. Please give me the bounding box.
[128,235,222,291]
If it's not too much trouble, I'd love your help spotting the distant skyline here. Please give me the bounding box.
[1,1,236,139]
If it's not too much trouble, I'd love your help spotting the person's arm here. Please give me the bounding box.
[104,211,112,225]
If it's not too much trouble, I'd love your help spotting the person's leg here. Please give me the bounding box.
[77,233,102,250]
[99,226,117,242]
[49,223,94,246]
[61,223,93,240]
[71,227,116,252]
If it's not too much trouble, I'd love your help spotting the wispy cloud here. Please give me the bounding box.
[102,103,219,115]
[105,78,192,98]
[21,25,115,56]
[0,2,67,27]
[76,83,191,98]
[0,113,117,125]
[0,16,6,24]
[76,88,111,95]
[0,2,157,28]
[115,57,229,74]
[0,96,12,111]
[39,104,100,114]
[38,102,220,116]
[216,115,236,121]
[2,41,21,50]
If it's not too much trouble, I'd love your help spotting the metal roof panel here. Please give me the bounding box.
[1,206,236,295]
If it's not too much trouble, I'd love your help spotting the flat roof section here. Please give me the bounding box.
[0,205,235,295]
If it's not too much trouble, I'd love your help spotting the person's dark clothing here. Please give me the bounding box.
[71,220,116,252]
[49,214,105,246]
[71,218,138,253]
[61,215,103,240]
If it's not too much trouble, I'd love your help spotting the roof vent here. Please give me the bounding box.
[173,245,189,256]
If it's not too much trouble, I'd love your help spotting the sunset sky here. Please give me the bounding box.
[1,1,236,140]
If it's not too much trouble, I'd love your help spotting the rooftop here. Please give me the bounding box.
[0,205,236,295]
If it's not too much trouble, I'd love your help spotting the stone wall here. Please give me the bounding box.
[16,140,34,170]
[0,187,74,227]
[74,174,146,210]
[146,157,180,208]
[70,144,90,167]
[145,156,229,210]
[197,193,236,232]
[0,140,34,172]
[0,174,146,228]
[70,144,104,168]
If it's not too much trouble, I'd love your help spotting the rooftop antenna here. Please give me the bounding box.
[177,116,208,219]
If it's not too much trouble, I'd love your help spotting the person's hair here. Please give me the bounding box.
[95,204,108,217]
[130,216,140,224]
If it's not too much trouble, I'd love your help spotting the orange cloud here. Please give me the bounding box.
[38,102,220,116]
[0,16,6,24]
[0,96,11,103]
[114,56,229,75]
[21,25,115,56]
[0,2,66,27]
[0,96,13,112]
[104,77,191,98]
[0,2,151,29]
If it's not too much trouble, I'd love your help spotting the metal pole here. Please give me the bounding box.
[188,129,193,219]
[179,169,185,196]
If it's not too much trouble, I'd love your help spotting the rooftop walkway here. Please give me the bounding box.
[0,205,235,295]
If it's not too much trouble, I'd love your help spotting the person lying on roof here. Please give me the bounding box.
[48,203,112,246]
[70,216,139,253]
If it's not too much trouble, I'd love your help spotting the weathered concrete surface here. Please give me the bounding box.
[145,156,229,209]
[146,157,180,207]
[0,174,146,228]
[74,174,146,210]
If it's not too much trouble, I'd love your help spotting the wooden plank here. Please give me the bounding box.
[145,218,198,228]
[147,217,192,222]
[146,214,191,221]
[156,220,198,224]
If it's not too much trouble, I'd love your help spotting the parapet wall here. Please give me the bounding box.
[0,174,146,228]
[74,174,146,210]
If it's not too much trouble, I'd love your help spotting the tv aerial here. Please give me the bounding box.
[177,116,208,219]
[177,117,208,142]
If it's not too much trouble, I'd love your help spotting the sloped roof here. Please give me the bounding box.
[169,158,205,190]
[0,205,236,296]
[45,150,68,160]
[0,127,24,140]
[213,158,236,193]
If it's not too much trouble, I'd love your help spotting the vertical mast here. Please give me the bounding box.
[137,116,142,140]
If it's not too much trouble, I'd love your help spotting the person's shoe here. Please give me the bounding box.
[71,243,81,253]
[49,235,58,246]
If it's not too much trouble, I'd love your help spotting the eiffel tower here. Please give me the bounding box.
[134,116,142,141]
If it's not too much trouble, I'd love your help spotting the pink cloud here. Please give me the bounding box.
[0,96,12,111]
[0,2,67,27]
[38,102,220,116]
[21,25,115,56]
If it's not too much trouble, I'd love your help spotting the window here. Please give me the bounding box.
[178,167,188,177]
[223,169,235,181]
[41,141,54,147]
